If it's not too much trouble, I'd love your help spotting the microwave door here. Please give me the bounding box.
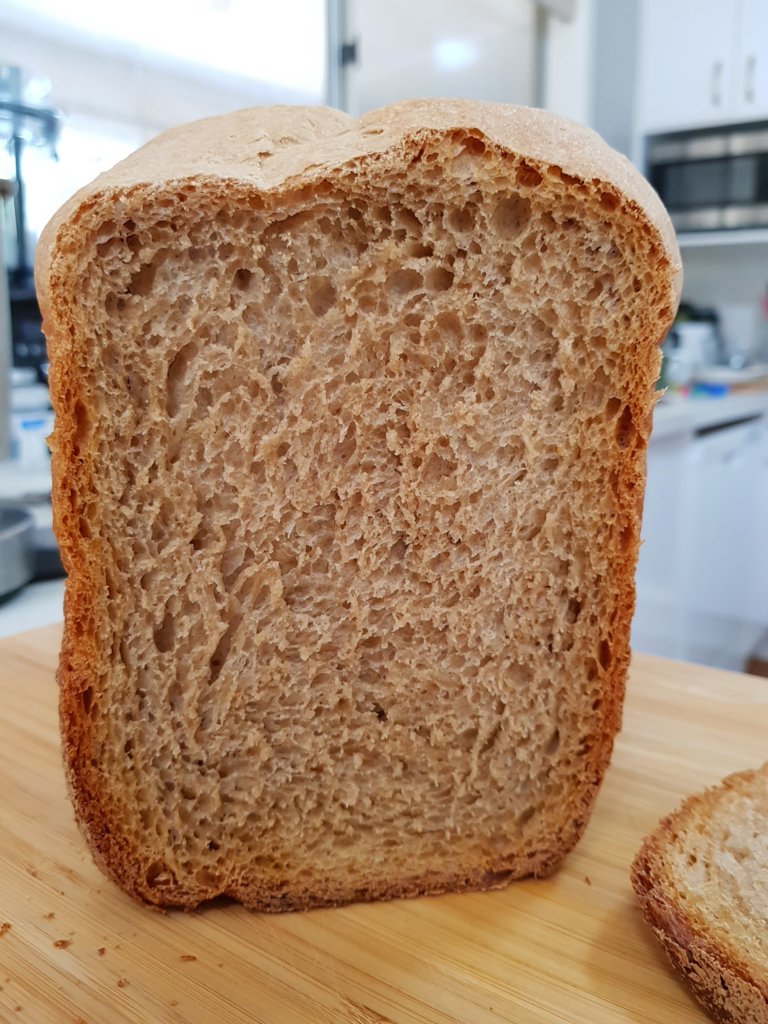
[656,158,731,230]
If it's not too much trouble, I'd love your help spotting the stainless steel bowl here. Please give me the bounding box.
[0,506,35,599]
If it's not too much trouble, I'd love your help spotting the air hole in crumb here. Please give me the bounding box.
[425,267,454,293]
[606,396,622,418]
[615,406,635,448]
[462,136,486,155]
[385,268,423,296]
[423,452,456,481]
[337,422,357,460]
[492,195,531,239]
[306,276,337,317]
[600,191,620,211]
[598,639,612,670]
[209,626,234,685]
[153,608,175,653]
[519,806,536,826]
[372,702,388,721]
[566,598,582,624]
[73,400,90,448]
[546,728,561,755]
[586,657,598,682]
[81,687,94,714]
[394,208,421,233]
[166,341,199,418]
[516,162,543,187]
[146,861,173,887]
[447,205,476,233]
[405,241,432,259]
[233,268,253,290]
[520,509,546,541]
[619,521,633,552]
[128,261,158,297]
[390,537,407,560]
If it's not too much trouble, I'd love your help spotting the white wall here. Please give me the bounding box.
[0,16,325,250]
[345,0,536,117]
[0,23,316,141]
[543,0,595,127]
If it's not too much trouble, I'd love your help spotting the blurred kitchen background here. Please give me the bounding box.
[1,0,767,675]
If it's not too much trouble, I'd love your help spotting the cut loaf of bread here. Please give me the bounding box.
[632,764,768,1024]
[36,100,680,911]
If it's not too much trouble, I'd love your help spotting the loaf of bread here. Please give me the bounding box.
[36,100,680,911]
[632,764,768,1024]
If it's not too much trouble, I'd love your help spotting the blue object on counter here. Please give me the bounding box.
[690,382,730,398]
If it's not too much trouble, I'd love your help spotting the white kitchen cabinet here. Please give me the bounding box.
[634,398,768,669]
[733,0,768,119]
[633,432,690,660]
[638,0,735,133]
[750,423,768,624]
[638,0,768,133]
[682,417,764,623]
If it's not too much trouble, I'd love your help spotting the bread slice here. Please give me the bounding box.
[36,100,680,911]
[632,765,768,1024]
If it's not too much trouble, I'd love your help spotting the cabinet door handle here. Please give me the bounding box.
[745,54,757,103]
[711,60,723,106]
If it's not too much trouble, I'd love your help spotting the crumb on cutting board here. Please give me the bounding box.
[97,947,106,956]
[584,875,592,885]
[116,978,128,988]
[43,912,55,920]
[0,923,11,937]
[180,954,197,963]
[53,939,71,949]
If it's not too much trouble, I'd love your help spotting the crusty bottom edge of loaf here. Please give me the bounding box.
[64,716,602,913]
[87,839,576,913]
[631,838,768,1024]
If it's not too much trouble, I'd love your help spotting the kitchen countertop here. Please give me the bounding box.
[651,388,768,441]
[0,577,64,639]
[1,624,766,1023]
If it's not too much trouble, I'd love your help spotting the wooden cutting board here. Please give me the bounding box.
[1,625,766,1024]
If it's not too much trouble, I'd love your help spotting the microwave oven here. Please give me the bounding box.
[646,124,768,231]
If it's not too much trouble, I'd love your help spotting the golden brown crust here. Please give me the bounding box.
[631,768,768,1024]
[36,101,681,317]
[38,101,680,911]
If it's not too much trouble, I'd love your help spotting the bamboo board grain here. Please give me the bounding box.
[1,625,767,1024]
